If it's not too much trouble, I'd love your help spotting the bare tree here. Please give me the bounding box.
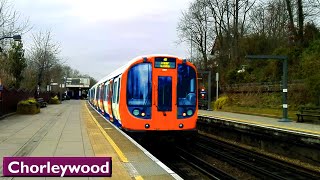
[249,0,288,41]
[28,30,61,90]
[297,0,304,43]
[206,0,231,60]
[284,0,319,45]
[207,0,255,67]
[177,0,214,70]
[0,0,30,45]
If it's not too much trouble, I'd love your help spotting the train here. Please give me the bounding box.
[88,54,198,133]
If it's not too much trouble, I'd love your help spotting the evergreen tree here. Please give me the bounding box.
[8,42,27,88]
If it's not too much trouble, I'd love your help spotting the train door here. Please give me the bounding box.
[95,86,99,108]
[152,57,177,130]
[99,84,104,113]
[103,81,109,116]
[97,84,102,110]
[108,80,114,121]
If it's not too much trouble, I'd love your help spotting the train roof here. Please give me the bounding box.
[91,54,183,88]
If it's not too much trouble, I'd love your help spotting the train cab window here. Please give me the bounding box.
[177,65,196,106]
[177,64,197,118]
[127,63,152,106]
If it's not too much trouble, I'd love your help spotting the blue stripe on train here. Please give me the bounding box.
[91,102,122,128]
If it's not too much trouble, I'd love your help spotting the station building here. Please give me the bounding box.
[57,78,90,99]
[65,78,90,99]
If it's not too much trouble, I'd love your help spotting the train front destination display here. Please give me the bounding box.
[154,57,176,69]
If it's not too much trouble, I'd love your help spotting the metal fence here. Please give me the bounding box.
[0,87,51,117]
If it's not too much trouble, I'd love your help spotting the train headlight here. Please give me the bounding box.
[182,112,186,117]
[145,124,150,129]
[141,112,146,117]
[133,109,140,116]
[179,123,184,128]
[187,109,193,116]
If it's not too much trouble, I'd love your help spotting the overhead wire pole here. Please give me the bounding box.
[216,72,219,101]
[246,55,290,122]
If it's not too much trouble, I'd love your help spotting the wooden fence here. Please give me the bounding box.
[0,87,51,117]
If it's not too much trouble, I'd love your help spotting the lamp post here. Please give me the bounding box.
[0,34,21,117]
[0,35,21,41]
[246,55,290,122]
[64,77,67,99]
[59,77,68,102]
[59,83,62,103]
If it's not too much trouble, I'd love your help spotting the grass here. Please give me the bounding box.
[221,105,298,121]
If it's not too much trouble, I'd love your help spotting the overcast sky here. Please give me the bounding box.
[14,0,193,80]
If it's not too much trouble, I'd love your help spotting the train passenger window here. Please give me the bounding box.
[177,65,196,106]
[109,83,112,101]
[96,87,100,100]
[104,84,108,101]
[100,86,104,100]
[113,80,119,103]
[117,78,121,103]
[127,63,152,106]
[92,90,94,99]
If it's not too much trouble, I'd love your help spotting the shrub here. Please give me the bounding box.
[17,98,40,114]
[213,96,229,110]
[49,95,60,104]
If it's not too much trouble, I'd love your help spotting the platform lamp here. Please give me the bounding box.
[63,77,67,98]
[0,34,21,117]
[245,55,291,122]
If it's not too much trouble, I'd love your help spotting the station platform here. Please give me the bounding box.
[0,100,180,180]
[198,110,320,136]
[198,109,320,169]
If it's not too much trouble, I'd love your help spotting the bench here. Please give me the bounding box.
[36,98,47,108]
[296,107,320,122]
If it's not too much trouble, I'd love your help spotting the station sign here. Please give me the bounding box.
[154,57,176,69]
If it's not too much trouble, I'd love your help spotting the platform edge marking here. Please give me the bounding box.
[85,104,129,163]
[135,176,143,180]
[87,101,183,180]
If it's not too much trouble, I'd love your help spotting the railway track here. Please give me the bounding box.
[194,135,320,180]
[133,135,237,179]
[172,147,237,180]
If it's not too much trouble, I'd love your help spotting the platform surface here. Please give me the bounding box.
[0,100,179,180]
[199,110,320,136]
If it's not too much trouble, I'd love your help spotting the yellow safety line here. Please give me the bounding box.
[199,113,320,136]
[85,104,129,163]
[134,176,144,180]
